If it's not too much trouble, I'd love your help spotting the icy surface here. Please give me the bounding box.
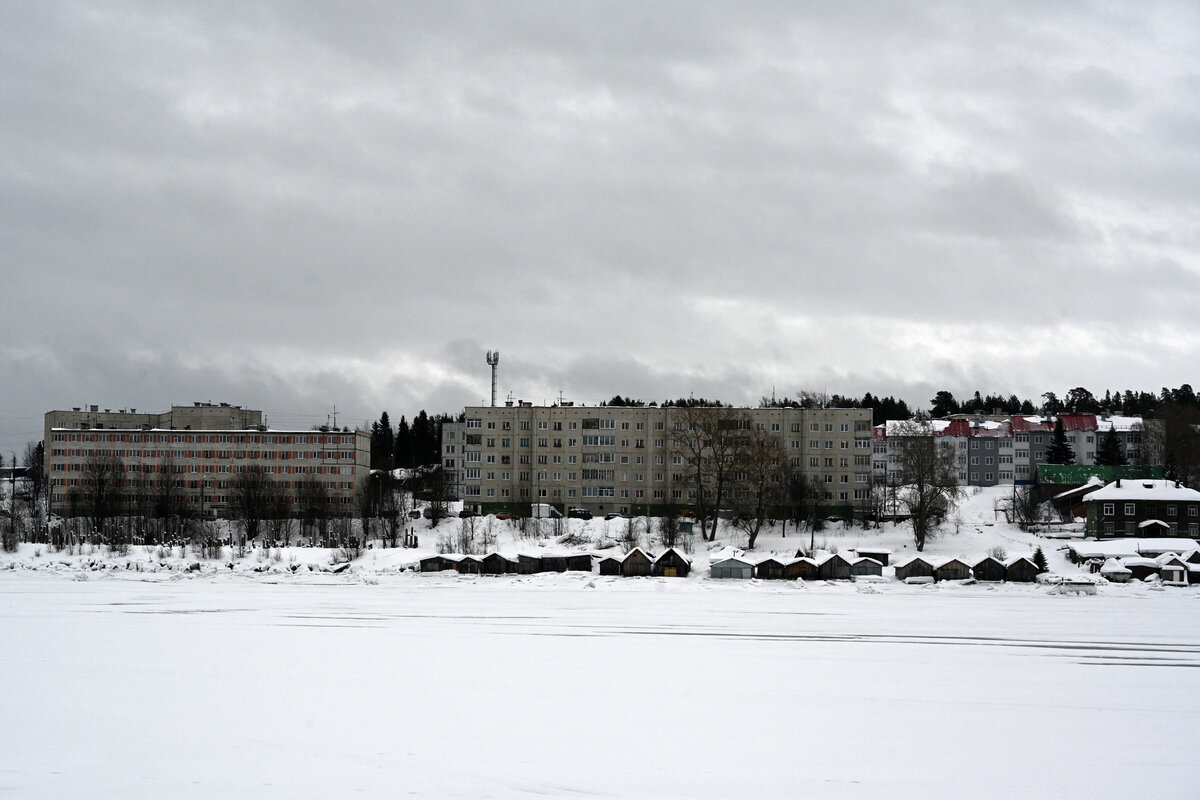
[3,572,1199,798]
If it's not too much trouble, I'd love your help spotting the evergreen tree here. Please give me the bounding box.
[1032,546,1047,573]
[1094,427,1126,467]
[930,391,958,418]
[369,412,395,471]
[1044,418,1075,465]
[394,415,412,469]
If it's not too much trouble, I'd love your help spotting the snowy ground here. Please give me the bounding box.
[3,570,1199,799]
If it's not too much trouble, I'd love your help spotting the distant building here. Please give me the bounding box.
[442,401,873,516]
[44,403,369,518]
[1083,478,1200,538]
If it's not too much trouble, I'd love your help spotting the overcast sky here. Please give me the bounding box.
[3,1,1198,455]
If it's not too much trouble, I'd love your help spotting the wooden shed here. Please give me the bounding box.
[621,548,653,577]
[972,556,1006,582]
[419,555,449,573]
[710,557,755,580]
[1099,558,1132,583]
[818,553,852,581]
[934,558,972,582]
[893,556,935,581]
[481,552,511,575]
[1004,556,1040,583]
[652,548,691,578]
[566,554,593,572]
[856,549,891,567]
[1123,557,1160,581]
[786,557,821,581]
[849,557,883,577]
[518,554,544,575]
[540,554,569,573]
[754,557,788,580]
[457,555,483,575]
[598,555,623,576]
[1157,555,1188,585]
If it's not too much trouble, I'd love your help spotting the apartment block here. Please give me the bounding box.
[442,402,874,516]
[44,403,370,517]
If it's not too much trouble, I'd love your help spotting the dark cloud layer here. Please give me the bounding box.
[2,2,1198,454]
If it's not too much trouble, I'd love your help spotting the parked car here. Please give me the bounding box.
[604,512,627,521]
[408,510,421,520]
[458,508,478,518]
[495,512,516,521]
[568,507,592,520]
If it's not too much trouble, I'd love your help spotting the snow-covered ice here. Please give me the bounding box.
[3,570,1199,798]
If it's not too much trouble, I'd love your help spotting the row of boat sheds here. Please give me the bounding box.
[418,548,1045,583]
[1066,538,1200,586]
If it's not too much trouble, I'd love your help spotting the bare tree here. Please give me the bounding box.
[731,426,787,549]
[80,452,125,548]
[656,503,683,549]
[231,466,272,546]
[297,475,328,546]
[890,421,962,551]
[675,407,747,541]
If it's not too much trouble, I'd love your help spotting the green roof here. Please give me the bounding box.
[1036,464,1163,485]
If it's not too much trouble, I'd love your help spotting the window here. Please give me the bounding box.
[1102,503,1114,516]
[1124,503,1135,515]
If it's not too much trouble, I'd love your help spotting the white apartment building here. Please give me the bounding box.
[44,403,370,517]
[442,402,874,516]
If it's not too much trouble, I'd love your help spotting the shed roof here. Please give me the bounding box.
[1084,479,1200,503]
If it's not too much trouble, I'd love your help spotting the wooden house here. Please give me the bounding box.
[481,552,511,575]
[518,554,544,575]
[457,555,483,575]
[818,553,852,580]
[1004,556,1040,583]
[540,554,569,573]
[786,557,821,581]
[1157,555,1188,585]
[934,558,972,582]
[754,557,788,580]
[710,557,754,579]
[621,548,653,577]
[894,556,935,581]
[849,557,883,578]
[419,555,449,573]
[972,556,1006,582]
[566,554,593,572]
[598,555,623,576]
[652,548,691,577]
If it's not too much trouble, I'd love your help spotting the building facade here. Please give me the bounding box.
[442,402,874,516]
[1083,479,1200,538]
[44,403,370,517]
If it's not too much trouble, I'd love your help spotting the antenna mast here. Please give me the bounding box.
[486,350,500,407]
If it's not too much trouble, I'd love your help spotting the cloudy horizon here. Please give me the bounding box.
[3,1,1198,454]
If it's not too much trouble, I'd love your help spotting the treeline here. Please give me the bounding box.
[368,410,460,472]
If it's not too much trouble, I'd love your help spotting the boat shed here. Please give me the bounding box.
[566,554,593,572]
[710,556,755,580]
[893,556,935,581]
[754,557,788,580]
[849,557,883,577]
[518,554,544,575]
[598,555,623,576]
[934,558,972,582]
[818,553,852,580]
[856,549,891,566]
[1099,558,1132,583]
[481,553,511,575]
[652,548,691,578]
[787,557,821,581]
[1004,556,1040,582]
[972,556,1007,582]
[457,555,483,575]
[622,548,653,577]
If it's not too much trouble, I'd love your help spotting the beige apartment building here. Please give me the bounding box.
[442,402,874,516]
[44,403,370,517]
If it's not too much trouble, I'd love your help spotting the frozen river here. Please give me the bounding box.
[3,572,1198,798]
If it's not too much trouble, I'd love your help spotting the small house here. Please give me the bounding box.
[1157,555,1188,585]
[540,554,569,573]
[1004,556,1040,583]
[710,557,755,580]
[849,557,883,578]
[754,557,788,580]
[518,554,544,575]
[652,548,691,578]
[972,556,1006,582]
[598,555,623,576]
[566,554,593,572]
[457,555,483,575]
[622,548,653,577]
[419,555,450,573]
[786,557,821,581]
[818,553,852,580]
[481,552,511,575]
[934,558,972,582]
[894,556,934,581]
